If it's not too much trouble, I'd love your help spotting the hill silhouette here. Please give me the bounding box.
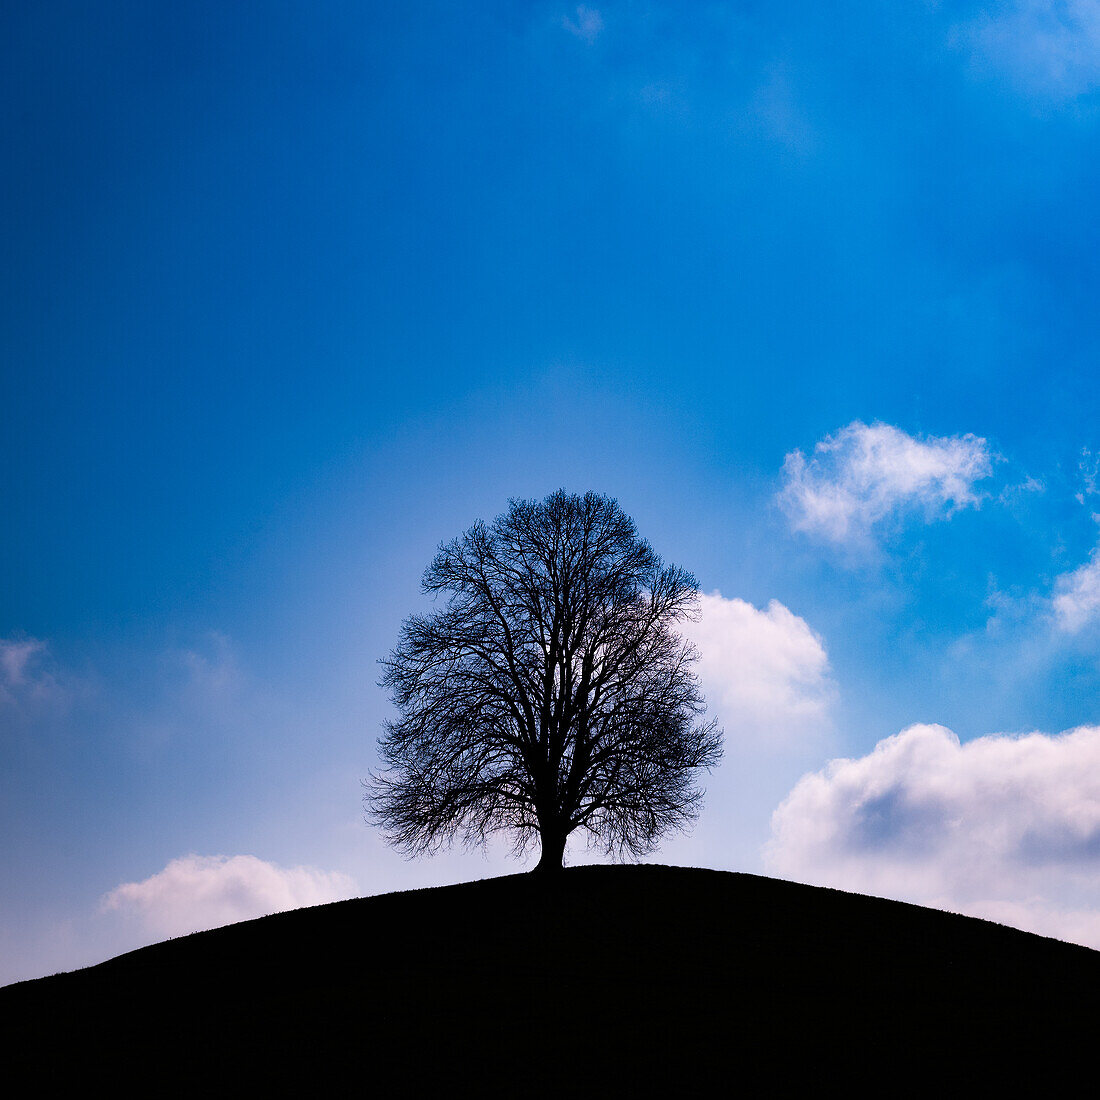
[2,865,1097,1091]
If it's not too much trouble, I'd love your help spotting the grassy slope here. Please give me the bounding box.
[3,865,1098,1091]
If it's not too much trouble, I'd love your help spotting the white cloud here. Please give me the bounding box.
[681,592,835,744]
[957,1,1100,99]
[101,854,357,938]
[1053,546,1100,632]
[766,722,1100,949]
[562,5,603,44]
[778,420,995,546]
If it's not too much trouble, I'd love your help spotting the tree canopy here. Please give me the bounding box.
[366,490,722,871]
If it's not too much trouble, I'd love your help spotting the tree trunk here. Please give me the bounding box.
[533,828,567,872]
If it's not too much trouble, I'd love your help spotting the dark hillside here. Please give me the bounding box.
[3,866,1097,1092]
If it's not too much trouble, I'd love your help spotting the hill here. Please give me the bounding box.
[2,865,1097,1091]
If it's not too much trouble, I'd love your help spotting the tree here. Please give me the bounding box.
[366,490,722,872]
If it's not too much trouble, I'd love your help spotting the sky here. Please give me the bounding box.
[4,0,1100,984]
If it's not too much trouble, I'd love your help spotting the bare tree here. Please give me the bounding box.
[366,490,722,872]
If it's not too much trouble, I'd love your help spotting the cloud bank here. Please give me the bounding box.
[681,592,834,744]
[767,722,1100,949]
[778,420,994,546]
[102,855,357,938]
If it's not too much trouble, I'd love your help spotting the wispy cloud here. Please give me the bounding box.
[682,592,835,745]
[748,63,818,156]
[562,5,604,44]
[0,635,78,717]
[101,854,357,938]
[766,722,1100,949]
[778,420,995,547]
[1075,446,1100,505]
[998,474,1045,505]
[0,637,44,686]
[1053,451,1100,631]
[956,0,1100,100]
[1053,545,1100,632]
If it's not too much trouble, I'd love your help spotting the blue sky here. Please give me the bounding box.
[5,1,1100,983]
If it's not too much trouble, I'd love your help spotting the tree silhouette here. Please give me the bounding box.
[366,490,722,871]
